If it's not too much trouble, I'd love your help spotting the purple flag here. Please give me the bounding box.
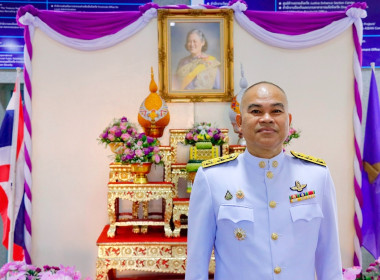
[362,67,380,258]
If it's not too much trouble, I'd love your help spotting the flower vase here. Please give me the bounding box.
[130,162,152,184]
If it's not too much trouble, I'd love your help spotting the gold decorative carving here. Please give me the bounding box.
[109,163,133,182]
[172,200,189,238]
[169,129,187,162]
[107,183,174,238]
[170,164,188,197]
[160,146,173,182]
[96,243,216,280]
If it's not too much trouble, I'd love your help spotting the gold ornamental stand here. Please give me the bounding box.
[96,128,239,279]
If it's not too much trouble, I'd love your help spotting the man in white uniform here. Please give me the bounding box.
[185,82,343,280]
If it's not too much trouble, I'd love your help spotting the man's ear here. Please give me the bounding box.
[288,113,292,126]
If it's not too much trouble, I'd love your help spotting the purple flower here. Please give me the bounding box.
[114,128,122,138]
[143,148,150,155]
[127,153,135,160]
[101,131,108,139]
[146,136,154,144]
[213,134,220,140]
[120,116,128,122]
[366,266,378,273]
[138,133,145,139]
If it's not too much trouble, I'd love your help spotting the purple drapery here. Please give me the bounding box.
[17,3,356,39]
[244,10,346,35]
[17,5,142,40]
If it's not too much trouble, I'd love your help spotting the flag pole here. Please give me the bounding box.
[7,68,21,263]
[371,62,375,71]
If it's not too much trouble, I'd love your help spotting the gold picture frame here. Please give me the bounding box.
[157,9,234,102]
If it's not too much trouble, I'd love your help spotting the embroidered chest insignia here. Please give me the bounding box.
[290,151,326,166]
[236,190,245,200]
[202,153,239,168]
[225,190,233,200]
[290,180,307,192]
[234,228,246,241]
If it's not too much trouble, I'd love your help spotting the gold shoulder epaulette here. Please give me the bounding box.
[290,151,326,166]
[202,153,239,168]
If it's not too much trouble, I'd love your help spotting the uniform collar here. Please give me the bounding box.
[242,149,285,171]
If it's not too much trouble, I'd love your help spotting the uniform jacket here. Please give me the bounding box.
[185,150,343,280]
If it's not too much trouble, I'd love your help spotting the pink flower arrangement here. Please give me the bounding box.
[98,116,137,146]
[115,133,162,164]
[283,126,301,146]
[0,261,90,280]
[185,122,226,146]
[343,257,380,280]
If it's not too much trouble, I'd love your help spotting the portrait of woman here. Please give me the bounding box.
[158,13,233,102]
[173,29,221,91]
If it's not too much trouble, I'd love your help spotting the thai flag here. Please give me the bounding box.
[0,73,25,262]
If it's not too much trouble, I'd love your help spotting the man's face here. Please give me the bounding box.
[186,33,204,57]
[236,83,292,157]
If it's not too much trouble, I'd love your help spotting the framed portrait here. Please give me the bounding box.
[157,9,234,102]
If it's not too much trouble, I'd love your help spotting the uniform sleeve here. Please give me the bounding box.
[315,167,343,280]
[185,167,216,280]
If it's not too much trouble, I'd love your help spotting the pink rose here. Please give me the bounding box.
[137,140,143,147]
[154,154,161,163]
[109,126,118,134]
[107,134,115,141]
[120,124,127,130]
[153,146,160,153]
[121,133,131,141]
[135,149,143,157]
[343,266,361,280]
[186,132,193,139]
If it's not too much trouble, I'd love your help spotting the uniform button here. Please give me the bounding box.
[274,267,281,274]
[259,161,266,168]
[272,161,278,168]
[269,201,277,208]
[266,171,273,179]
[271,233,278,240]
